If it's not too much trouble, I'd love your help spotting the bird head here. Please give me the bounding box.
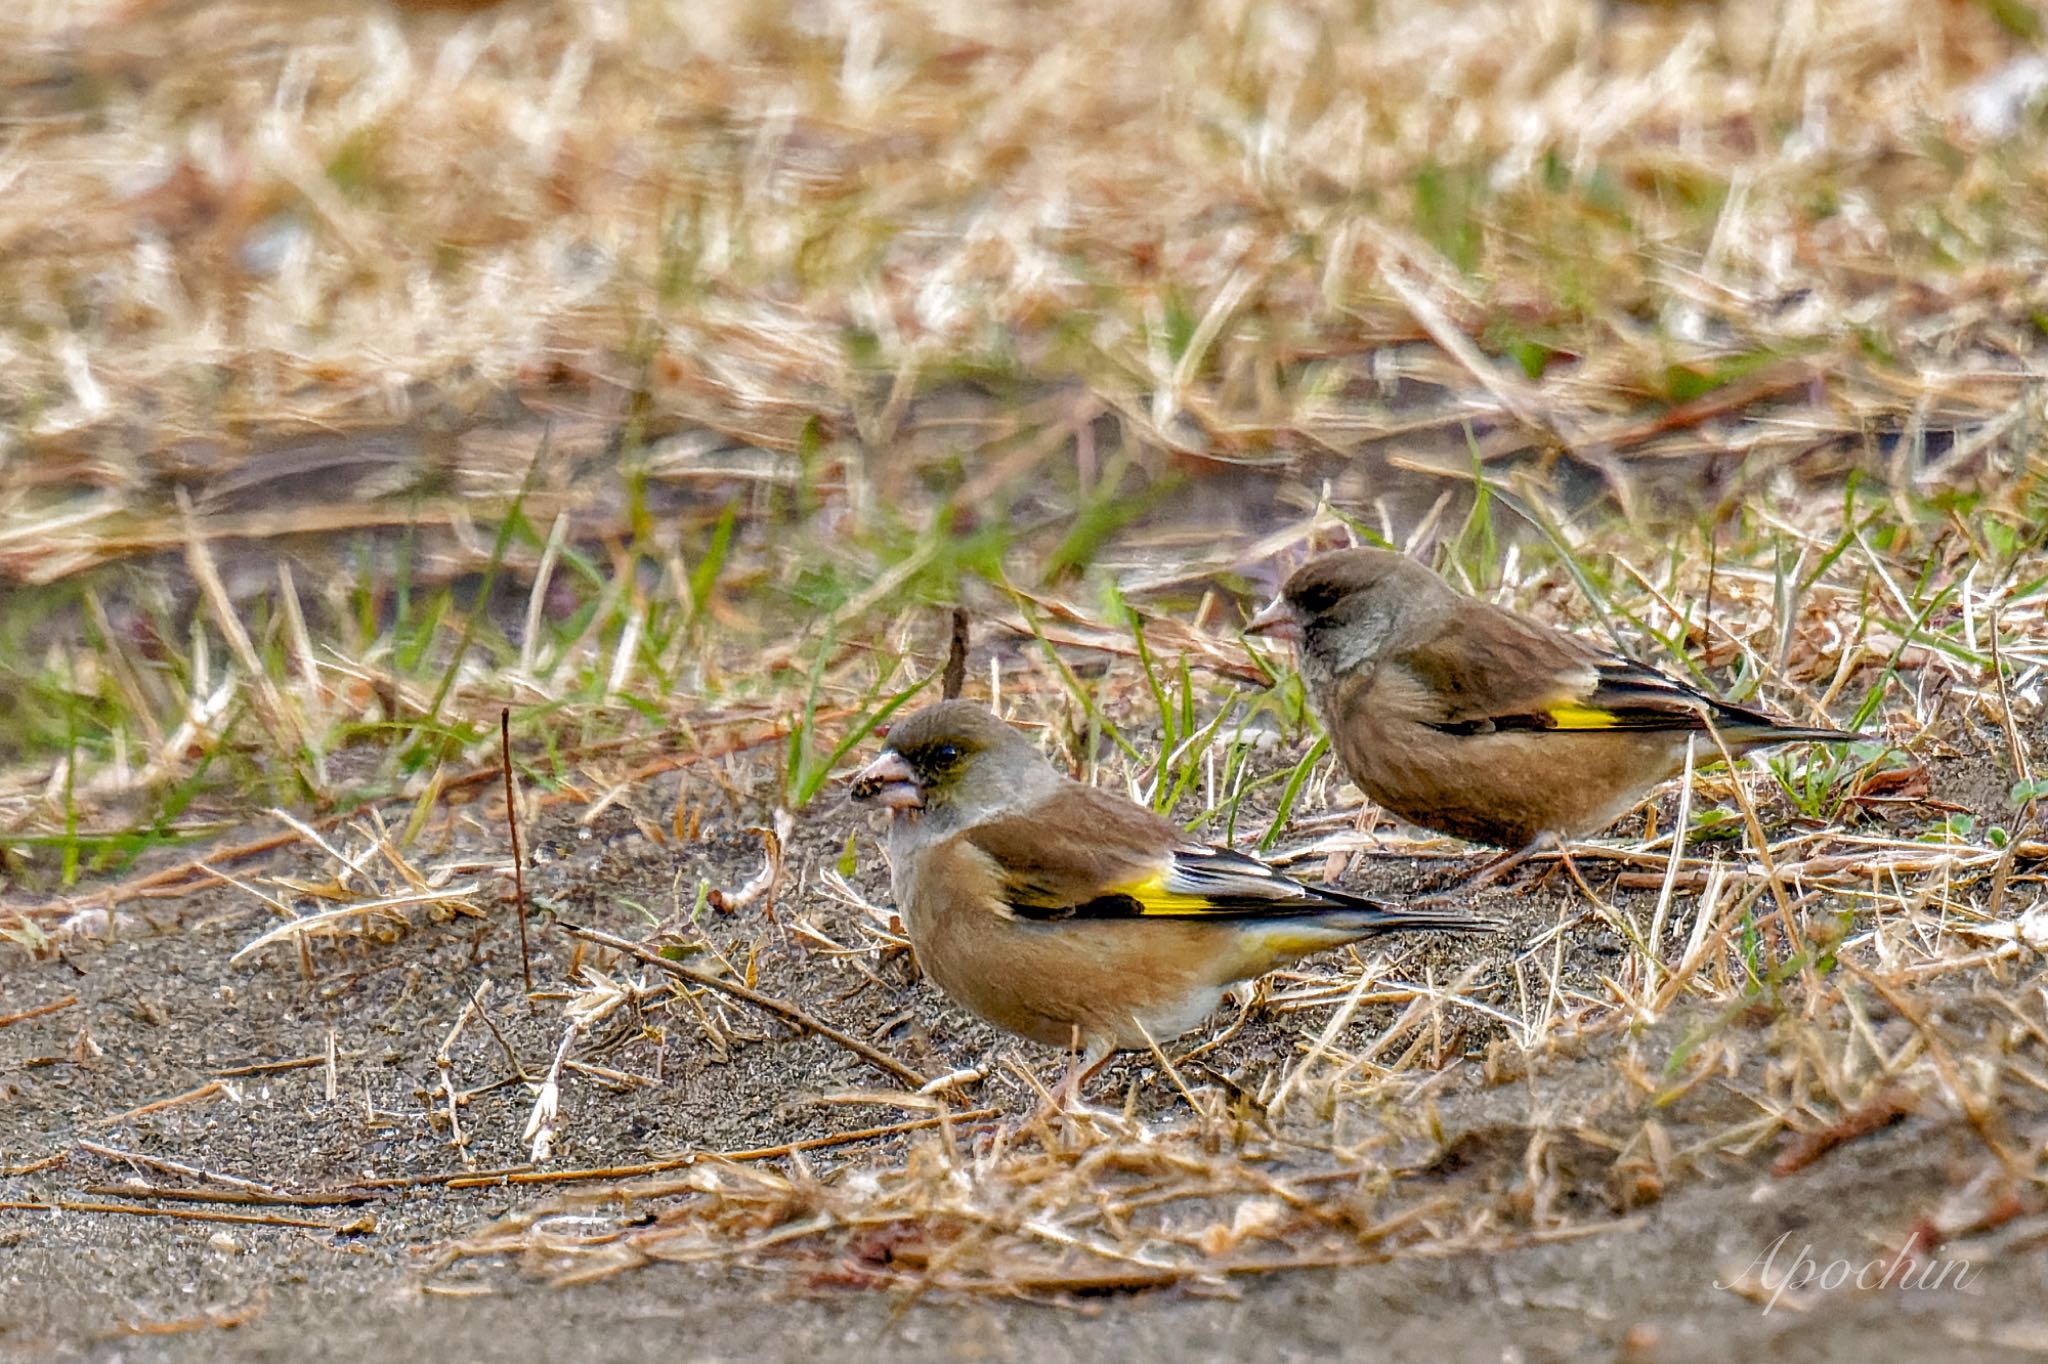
[850,701,1054,826]
[1248,547,1445,677]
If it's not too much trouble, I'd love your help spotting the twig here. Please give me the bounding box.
[1646,736,1696,991]
[1268,970,1373,1117]
[1137,1022,1202,1114]
[352,1163,537,1191]
[10,721,797,921]
[434,980,490,1164]
[444,1109,999,1188]
[210,1053,329,1077]
[1845,962,2026,1179]
[1770,1086,1917,1177]
[941,606,970,700]
[470,989,534,1082]
[1989,604,2038,834]
[96,1296,270,1338]
[561,1059,653,1090]
[502,707,533,993]
[90,1080,226,1128]
[74,1140,285,1197]
[560,923,932,1090]
[1703,724,1801,958]
[0,993,78,1027]
[76,1184,378,1208]
[0,1199,367,1232]
[524,1021,578,1163]
[178,487,307,765]
[3,1152,68,1177]
[16,830,300,919]
[228,883,483,964]
[711,813,790,918]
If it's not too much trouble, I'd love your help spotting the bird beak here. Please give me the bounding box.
[1245,596,1304,643]
[850,750,924,810]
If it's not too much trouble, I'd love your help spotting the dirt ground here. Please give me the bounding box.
[5,709,2042,1364]
[10,0,2048,1357]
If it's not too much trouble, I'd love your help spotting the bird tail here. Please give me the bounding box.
[1711,709,1877,750]
[1131,843,1501,932]
[1306,882,1501,934]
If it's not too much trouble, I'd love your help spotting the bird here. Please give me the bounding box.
[849,700,1493,1097]
[1246,546,1873,868]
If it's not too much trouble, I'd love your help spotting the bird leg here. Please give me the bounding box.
[1175,981,1262,1065]
[1022,1030,1116,1128]
[1416,832,1562,903]
[1550,841,1612,911]
[1055,1033,1116,1110]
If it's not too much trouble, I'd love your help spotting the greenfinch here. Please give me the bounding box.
[850,700,1492,1085]
[1249,547,1872,856]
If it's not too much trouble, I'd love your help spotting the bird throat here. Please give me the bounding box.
[1305,606,1394,687]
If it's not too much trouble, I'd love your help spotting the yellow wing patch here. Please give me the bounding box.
[1105,870,1215,915]
[1543,700,1627,730]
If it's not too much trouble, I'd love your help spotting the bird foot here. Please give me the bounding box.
[1412,835,1562,904]
[998,1036,1117,1138]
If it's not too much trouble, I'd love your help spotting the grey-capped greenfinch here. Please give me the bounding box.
[850,700,1492,1082]
[1249,547,1872,855]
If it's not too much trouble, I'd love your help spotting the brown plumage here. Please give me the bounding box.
[850,701,1492,1077]
[1249,548,1874,849]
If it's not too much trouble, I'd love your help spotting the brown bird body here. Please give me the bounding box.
[851,702,1490,1070]
[1251,548,1871,849]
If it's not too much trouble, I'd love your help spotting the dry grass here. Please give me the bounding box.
[4,0,2048,1320]
[3,0,2043,471]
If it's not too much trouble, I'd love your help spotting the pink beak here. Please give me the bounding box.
[1246,597,1304,643]
[850,750,924,810]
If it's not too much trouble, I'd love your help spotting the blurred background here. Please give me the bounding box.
[2,0,2044,881]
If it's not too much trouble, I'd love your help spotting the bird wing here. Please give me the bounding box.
[948,785,1176,918]
[1395,604,1747,736]
[954,786,1457,926]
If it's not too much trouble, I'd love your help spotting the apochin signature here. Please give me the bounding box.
[1718,1230,1983,1314]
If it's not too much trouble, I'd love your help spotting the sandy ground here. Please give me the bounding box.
[4,716,2042,1364]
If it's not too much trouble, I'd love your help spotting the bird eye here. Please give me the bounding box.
[931,743,960,764]
[1295,583,1340,615]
